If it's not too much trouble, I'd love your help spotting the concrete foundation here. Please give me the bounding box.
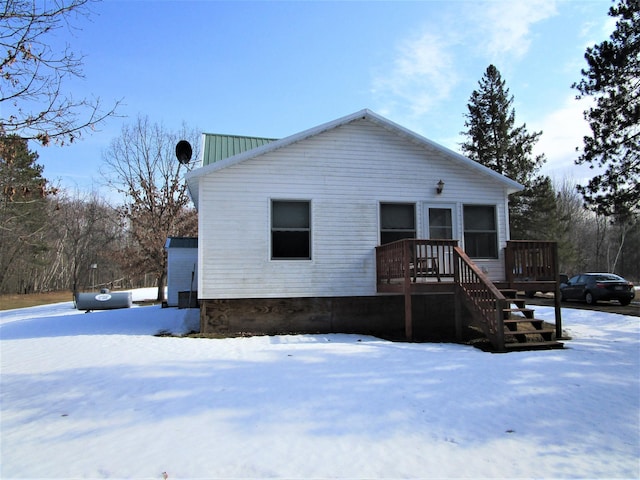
[200,294,462,341]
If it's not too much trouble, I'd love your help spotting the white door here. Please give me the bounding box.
[423,205,457,277]
[424,205,456,240]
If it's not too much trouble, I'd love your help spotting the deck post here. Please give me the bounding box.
[454,290,462,341]
[453,253,462,341]
[495,297,506,352]
[553,242,563,339]
[504,242,514,284]
[404,241,412,340]
[404,291,412,340]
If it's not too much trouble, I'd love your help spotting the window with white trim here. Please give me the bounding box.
[271,200,311,259]
[463,205,498,258]
[380,203,416,245]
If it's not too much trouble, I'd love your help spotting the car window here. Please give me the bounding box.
[568,275,580,284]
[595,274,621,281]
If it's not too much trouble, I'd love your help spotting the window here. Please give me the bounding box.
[380,203,416,245]
[463,205,497,258]
[271,200,311,259]
[428,208,453,239]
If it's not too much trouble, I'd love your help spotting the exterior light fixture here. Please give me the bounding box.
[436,179,445,194]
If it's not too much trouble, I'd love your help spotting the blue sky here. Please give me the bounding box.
[34,0,614,199]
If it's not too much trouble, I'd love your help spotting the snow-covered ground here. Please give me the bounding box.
[1,288,638,479]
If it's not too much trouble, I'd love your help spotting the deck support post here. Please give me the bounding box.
[454,258,462,341]
[402,242,413,341]
[404,291,412,341]
[552,242,563,339]
[454,289,462,341]
[403,241,413,341]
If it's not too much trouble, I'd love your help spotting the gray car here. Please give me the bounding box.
[560,273,635,306]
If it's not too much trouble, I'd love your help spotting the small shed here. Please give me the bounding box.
[164,237,198,307]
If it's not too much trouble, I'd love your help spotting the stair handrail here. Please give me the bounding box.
[454,246,506,351]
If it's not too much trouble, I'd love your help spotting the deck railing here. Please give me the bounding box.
[375,238,560,350]
[505,240,558,283]
[504,240,562,339]
[454,246,506,350]
[375,239,458,285]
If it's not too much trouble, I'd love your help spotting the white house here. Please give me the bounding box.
[184,109,561,346]
[164,237,198,307]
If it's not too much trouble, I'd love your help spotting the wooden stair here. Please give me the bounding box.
[500,289,563,351]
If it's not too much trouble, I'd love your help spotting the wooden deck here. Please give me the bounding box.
[375,239,564,352]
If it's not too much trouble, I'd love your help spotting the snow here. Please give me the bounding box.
[1,288,638,479]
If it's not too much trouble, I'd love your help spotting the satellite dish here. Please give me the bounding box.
[175,140,193,164]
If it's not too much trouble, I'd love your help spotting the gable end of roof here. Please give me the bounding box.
[186,109,523,207]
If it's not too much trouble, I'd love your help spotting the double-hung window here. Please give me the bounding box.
[380,203,416,245]
[271,200,311,260]
[463,205,498,258]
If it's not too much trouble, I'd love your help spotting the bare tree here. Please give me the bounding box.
[102,116,199,301]
[1,0,119,145]
[554,178,591,273]
[554,177,640,279]
[51,191,123,292]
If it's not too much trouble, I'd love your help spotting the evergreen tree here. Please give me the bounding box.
[0,135,54,291]
[461,65,551,240]
[572,0,639,218]
[461,65,545,185]
[511,176,558,240]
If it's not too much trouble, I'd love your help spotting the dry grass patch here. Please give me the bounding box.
[0,291,74,311]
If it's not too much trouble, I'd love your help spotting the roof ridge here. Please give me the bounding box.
[202,132,278,140]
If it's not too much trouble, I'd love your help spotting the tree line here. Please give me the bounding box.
[2,128,636,299]
[0,120,198,297]
[1,0,638,298]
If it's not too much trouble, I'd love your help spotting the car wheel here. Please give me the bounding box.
[619,299,631,306]
[585,291,596,305]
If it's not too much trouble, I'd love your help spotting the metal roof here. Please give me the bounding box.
[202,134,278,166]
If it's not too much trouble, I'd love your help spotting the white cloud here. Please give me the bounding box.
[371,30,458,118]
[474,0,559,59]
[532,94,597,182]
[371,1,559,123]
[578,6,615,51]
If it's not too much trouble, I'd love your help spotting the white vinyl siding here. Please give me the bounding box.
[197,119,511,299]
